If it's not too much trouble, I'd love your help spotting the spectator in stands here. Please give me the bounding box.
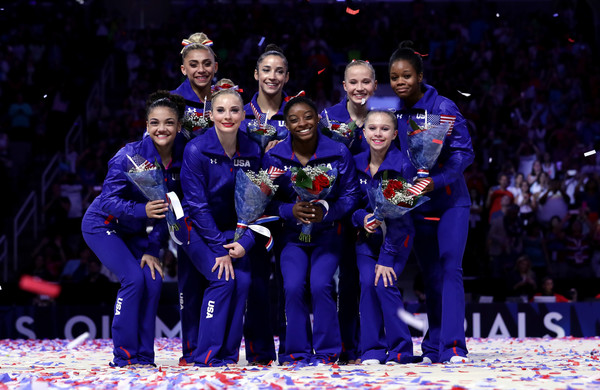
[532,277,569,303]
[486,172,514,221]
[507,255,537,300]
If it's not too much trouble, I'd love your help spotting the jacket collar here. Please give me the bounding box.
[269,131,342,163]
[245,92,287,116]
[353,143,403,178]
[397,83,439,111]
[201,127,260,158]
[324,96,351,123]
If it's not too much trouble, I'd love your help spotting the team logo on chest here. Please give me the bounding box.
[210,158,218,164]
[234,159,250,167]
[360,178,368,185]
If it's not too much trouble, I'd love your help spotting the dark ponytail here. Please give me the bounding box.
[388,40,424,75]
[145,90,186,121]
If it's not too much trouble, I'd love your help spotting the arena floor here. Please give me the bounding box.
[1,337,599,389]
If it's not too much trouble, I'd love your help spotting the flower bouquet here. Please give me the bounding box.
[319,109,356,148]
[247,103,277,149]
[125,154,184,245]
[233,167,282,249]
[290,164,338,242]
[182,101,212,139]
[406,110,454,178]
[366,171,429,229]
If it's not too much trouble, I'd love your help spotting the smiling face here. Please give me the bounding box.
[147,106,181,151]
[285,102,318,143]
[181,48,218,95]
[254,54,289,98]
[209,92,244,135]
[363,111,397,154]
[343,64,377,106]
[389,59,423,106]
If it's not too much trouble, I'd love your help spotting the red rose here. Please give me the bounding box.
[383,187,395,199]
[387,179,403,191]
[314,174,331,188]
[332,124,340,130]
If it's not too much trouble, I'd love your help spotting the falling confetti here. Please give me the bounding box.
[318,68,326,75]
[584,150,597,157]
[66,332,90,349]
[19,275,61,298]
[398,309,426,331]
[346,7,360,15]
[457,90,471,97]
[258,36,265,47]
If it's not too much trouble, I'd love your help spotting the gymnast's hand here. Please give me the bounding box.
[140,254,164,280]
[213,254,234,281]
[293,201,324,224]
[224,242,246,259]
[363,213,381,234]
[145,200,169,219]
[374,264,397,288]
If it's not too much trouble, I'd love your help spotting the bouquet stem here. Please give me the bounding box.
[299,223,313,243]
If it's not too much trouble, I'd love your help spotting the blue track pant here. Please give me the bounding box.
[83,231,161,366]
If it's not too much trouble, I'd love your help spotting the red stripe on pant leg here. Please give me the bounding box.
[205,349,212,364]
[119,346,132,358]
[404,235,410,247]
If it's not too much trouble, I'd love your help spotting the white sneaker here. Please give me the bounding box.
[385,360,400,365]
[362,359,381,365]
[448,356,470,364]
[422,357,433,364]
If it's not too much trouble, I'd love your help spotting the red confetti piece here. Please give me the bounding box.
[318,68,326,75]
[432,139,443,144]
[568,38,575,43]
[424,217,441,221]
[19,275,61,298]
[346,7,359,15]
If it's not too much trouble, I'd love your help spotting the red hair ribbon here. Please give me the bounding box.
[211,84,243,93]
[284,90,306,102]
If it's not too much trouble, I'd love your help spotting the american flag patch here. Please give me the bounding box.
[427,114,456,136]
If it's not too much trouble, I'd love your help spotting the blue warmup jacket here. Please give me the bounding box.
[82,134,185,256]
[320,97,368,155]
[395,84,474,212]
[352,144,417,267]
[241,92,289,141]
[180,128,262,255]
[263,132,360,244]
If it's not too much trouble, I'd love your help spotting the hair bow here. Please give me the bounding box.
[181,38,214,47]
[211,84,243,93]
[284,90,306,102]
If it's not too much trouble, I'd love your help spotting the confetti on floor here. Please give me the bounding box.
[1,337,600,389]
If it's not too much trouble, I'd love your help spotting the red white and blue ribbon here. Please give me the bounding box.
[211,83,243,93]
[181,38,214,47]
[284,90,306,102]
[236,215,279,251]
